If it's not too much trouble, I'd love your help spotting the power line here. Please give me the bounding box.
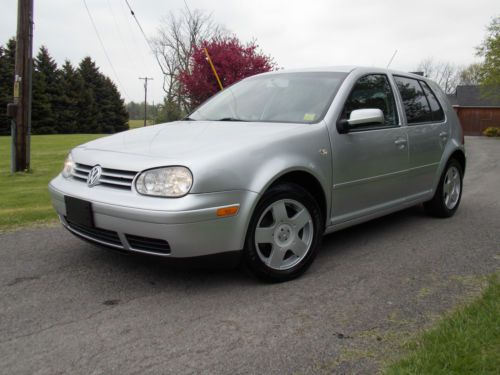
[123,0,155,52]
[105,0,144,72]
[81,0,130,100]
[123,0,165,76]
[118,0,149,67]
[183,0,193,18]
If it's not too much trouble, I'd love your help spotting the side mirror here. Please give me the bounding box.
[336,108,385,134]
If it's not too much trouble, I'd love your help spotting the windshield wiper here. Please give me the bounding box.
[182,116,196,121]
[216,117,245,122]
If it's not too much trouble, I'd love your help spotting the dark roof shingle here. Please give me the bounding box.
[447,85,500,107]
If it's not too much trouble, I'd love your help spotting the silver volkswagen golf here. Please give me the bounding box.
[49,67,465,282]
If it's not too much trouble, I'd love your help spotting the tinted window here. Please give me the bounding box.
[420,81,445,122]
[394,76,432,124]
[341,74,399,129]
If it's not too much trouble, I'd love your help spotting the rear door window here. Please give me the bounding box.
[394,76,432,124]
[419,81,445,122]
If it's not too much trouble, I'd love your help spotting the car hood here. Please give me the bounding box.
[71,120,330,194]
[78,120,307,159]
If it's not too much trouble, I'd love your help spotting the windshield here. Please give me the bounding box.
[188,72,348,124]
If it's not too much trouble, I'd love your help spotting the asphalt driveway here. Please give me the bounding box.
[1,136,499,375]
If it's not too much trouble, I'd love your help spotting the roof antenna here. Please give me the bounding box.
[386,49,398,68]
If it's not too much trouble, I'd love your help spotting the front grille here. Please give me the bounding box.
[72,163,137,190]
[65,217,122,246]
[126,234,171,254]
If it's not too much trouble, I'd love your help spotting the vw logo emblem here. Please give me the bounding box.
[87,165,102,187]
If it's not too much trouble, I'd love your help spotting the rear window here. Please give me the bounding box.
[394,76,432,124]
[420,81,445,122]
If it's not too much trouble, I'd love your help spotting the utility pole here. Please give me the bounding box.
[138,77,153,127]
[7,0,34,172]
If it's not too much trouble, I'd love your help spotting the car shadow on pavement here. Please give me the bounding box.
[78,204,430,289]
[318,204,429,260]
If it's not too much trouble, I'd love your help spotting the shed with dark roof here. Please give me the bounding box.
[447,85,500,135]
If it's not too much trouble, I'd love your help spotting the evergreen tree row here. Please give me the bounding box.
[0,39,128,135]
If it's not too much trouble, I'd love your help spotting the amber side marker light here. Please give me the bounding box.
[216,205,239,217]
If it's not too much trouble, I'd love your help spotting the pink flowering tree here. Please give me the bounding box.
[179,36,277,109]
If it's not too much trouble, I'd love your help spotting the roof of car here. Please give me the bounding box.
[260,66,427,80]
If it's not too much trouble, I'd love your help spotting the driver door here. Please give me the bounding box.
[330,74,409,225]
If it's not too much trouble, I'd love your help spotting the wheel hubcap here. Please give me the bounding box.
[254,199,313,271]
[274,223,294,247]
[443,166,461,210]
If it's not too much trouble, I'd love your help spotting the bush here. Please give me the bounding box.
[483,127,500,137]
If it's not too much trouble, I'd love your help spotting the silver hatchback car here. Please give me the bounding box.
[49,66,465,282]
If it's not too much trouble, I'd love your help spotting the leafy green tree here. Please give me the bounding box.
[156,97,184,123]
[126,101,158,121]
[477,16,500,98]
[0,38,16,135]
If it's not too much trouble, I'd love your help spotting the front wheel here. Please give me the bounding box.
[243,183,323,282]
[424,159,463,218]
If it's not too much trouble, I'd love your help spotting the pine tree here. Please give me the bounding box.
[59,60,85,133]
[78,56,128,133]
[100,76,128,133]
[77,57,100,133]
[31,46,60,134]
[0,38,16,135]
[1,43,128,135]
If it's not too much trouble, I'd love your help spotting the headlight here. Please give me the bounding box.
[135,166,193,197]
[61,153,74,178]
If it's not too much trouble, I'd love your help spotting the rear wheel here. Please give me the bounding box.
[243,183,323,282]
[424,159,463,217]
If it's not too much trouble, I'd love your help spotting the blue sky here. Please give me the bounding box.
[1,0,498,103]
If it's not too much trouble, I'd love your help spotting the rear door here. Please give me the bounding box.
[393,76,448,199]
[330,73,409,224]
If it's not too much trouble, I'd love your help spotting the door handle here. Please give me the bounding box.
[439,131,448,140]
[394,138,407,149]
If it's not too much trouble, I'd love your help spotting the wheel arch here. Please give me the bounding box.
[262,169,328,227]
[450,149,466,173]
[432,145,466,195]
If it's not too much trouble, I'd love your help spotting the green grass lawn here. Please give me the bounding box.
[384,274,500,375]
[0,134,102,232]
[128,119,153,129]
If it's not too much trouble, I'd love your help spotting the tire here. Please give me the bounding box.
[243,183,323,282]
[424,159,463,218]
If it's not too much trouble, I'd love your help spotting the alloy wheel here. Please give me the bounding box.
[254,199,314,270]
[443,165,461,210]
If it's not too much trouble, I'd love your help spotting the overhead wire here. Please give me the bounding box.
[123,0,156,53]
[81,0,131,100]
[122,0,165,77]
[105,0,146,72]
[118,0,149,67]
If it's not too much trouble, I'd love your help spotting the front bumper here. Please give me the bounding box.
[49,174,258,258]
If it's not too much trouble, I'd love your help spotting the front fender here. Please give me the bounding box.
[188,122,333,239]
[190,122,333,196]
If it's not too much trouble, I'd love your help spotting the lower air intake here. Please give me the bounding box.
[126,234,171,254]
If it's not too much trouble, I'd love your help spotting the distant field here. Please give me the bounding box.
[0,134,102,231]
[128,119,153,129]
